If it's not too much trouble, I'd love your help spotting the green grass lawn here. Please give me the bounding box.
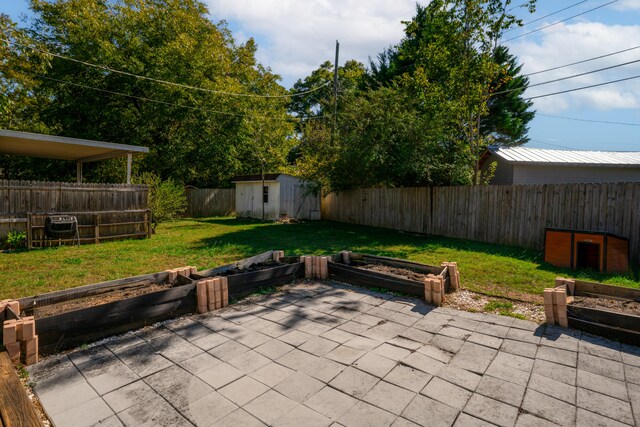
[1,217,637,301]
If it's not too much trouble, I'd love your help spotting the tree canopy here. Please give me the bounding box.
[1,0,536,191]
[292,0,536,191]
[1,0,294,186]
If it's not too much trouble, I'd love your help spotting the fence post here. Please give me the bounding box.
[26,213,32,250]
[94,213,100,244]
[145,210,152,238]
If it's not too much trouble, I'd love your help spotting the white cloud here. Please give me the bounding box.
[205,0,416,85]
[615,0,640,11]
[510,22,640,113]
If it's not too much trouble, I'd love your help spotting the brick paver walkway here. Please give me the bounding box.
[29,282,640,426]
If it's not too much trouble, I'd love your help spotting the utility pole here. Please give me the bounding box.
[331,40,340,146]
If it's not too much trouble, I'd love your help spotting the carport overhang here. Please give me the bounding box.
[0,129,149,183]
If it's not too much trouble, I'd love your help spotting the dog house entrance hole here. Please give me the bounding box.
[576,242,600,271]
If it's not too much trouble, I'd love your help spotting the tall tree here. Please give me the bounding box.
[482,45,535,146]
[370,0,536,182]
[1,0,293,185]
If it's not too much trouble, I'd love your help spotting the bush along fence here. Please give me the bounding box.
[321,183,640,264]
[544,277,640,345]
[0,250,460,364]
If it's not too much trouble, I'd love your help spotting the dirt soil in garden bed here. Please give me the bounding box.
[571,296,640,316]
[220,261,284,276]
[445,289,546,323]
[355,263,429,282]
[33,282,175,318]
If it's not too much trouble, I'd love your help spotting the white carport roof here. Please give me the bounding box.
[0,130,149,183]
[0,129,148,162]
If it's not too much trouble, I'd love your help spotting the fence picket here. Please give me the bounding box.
[321,183,640,264]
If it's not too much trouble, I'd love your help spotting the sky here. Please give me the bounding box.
[2,0,640,152]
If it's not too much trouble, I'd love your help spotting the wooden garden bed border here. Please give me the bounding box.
[0,352,43,427]
[545,278,640,345]
[327,252,457,303]
[11,250,303,355]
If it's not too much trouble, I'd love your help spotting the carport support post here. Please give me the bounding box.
[76,161,83,183]
[126,153,132,184]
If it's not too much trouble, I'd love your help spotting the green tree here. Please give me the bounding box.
[482,45,535,146]
[1,0,293,186]
[370,0,536,182]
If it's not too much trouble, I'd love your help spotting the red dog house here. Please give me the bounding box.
[544,228,629,273]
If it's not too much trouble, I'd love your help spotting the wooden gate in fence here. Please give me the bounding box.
[321,183,640,264]
[0,180,151,247]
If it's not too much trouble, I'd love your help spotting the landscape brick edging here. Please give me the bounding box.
[2,300,39,365]
[543,277,574,328]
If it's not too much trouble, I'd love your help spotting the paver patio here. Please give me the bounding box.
[28,281,640,427]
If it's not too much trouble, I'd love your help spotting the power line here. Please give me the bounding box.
[30,73,331,122]
[537,113,640,127]
[525,73,640,100]
[525,44,640,76]
[503,0,590,33]
[528,139,575,149]
[492,57,640,96]
[503,0,619,43]
[529,57,640,87]
[1,37,331,99]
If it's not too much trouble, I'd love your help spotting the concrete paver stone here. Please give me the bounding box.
[475,375,526,407]
[421,376,472,410]
[305,386,358,420]
[401,394,459,427]
[249,361,294,387]
[274,371,325,403]
[242,390,298,425]
[218,375,269,406]
[384,364,433,393]
[28,282,640,427]
[329,366,379,399]
[363,380,416,415]
[338,401,397,427]
[463,393,518,427]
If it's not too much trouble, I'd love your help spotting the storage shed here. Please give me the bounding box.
[544,228,629,273]
[232,174,320,221]
[480,146,640,185]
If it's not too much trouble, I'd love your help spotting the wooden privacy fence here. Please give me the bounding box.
[0,180,151,246]
[184,187,235,217]
[321,183,640,264]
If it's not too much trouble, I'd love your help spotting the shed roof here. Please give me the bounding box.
[232,173,284,183]
[488,146,640,168]
[0,130,149,162]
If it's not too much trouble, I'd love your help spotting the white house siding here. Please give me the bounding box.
[512,165,640,185]
[235,181,280,220]
[276,175,321,220]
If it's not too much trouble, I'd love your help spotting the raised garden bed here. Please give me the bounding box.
[328,252,459,305]
[17,268,198,355]
[195,252,304,300]
[3,250,302,356]
[545,278,640,345]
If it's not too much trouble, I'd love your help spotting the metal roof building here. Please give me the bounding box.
[480,146,640,185]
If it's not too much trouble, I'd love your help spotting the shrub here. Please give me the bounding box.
[136,173,187,228]
[5,231,27,249]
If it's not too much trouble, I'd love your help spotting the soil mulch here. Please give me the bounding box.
[33,282,175,318]
[571,296,640,316]
[355,263,429,282]
[220,261,283,276]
